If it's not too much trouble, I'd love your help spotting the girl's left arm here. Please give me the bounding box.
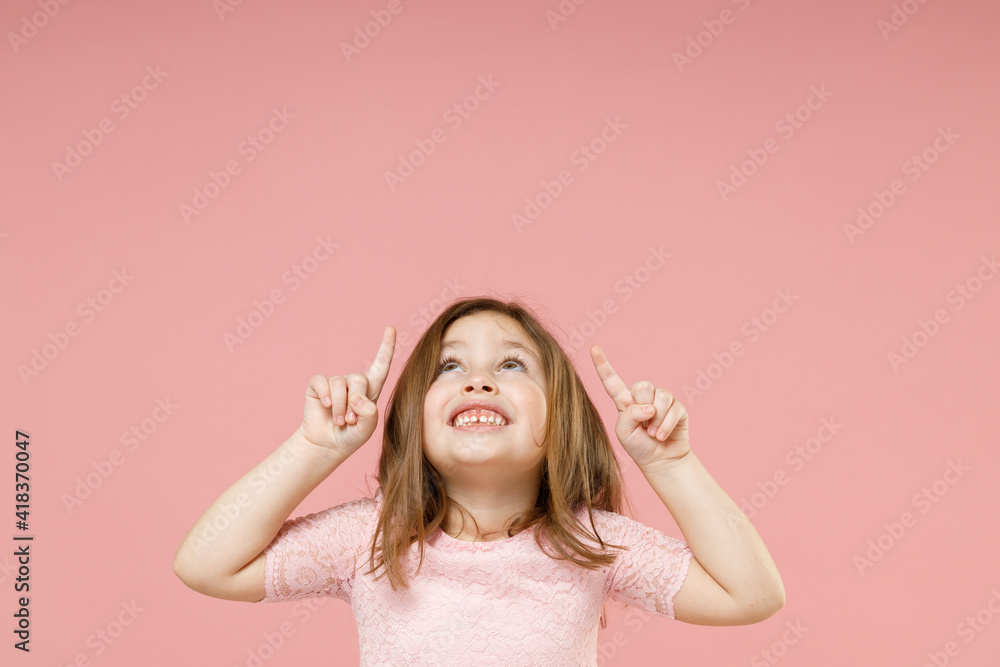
[639,450,785,625]
[590,345,785,626]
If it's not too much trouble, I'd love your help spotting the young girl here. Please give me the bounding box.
[174,297,785,665]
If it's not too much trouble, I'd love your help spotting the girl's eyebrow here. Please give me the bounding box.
[440,339,540,363]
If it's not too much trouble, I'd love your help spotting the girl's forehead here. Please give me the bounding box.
[441,314,536,348]
[440,314,542,360]
[443,313,526,342]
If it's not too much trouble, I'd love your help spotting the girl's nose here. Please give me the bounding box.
[463,372,495,393]
[463,381,494,393]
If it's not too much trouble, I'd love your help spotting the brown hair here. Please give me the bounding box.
[363,295,635,629]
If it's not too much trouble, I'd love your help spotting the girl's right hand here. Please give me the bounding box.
[299,326,396,458]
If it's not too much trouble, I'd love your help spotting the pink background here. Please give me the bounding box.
[3,0,999,665]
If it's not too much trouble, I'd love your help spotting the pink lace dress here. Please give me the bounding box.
[256,488,692,666]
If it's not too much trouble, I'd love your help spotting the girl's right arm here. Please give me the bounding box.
[172,326,396,602]
[172,428,349,602]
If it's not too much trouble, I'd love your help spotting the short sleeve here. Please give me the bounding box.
[256,496,376,604]
[598,510,693,620]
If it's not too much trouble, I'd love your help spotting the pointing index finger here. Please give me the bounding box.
[365,326,396,401]
[590,345,632,412]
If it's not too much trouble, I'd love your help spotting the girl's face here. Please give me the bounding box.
[422,312,548,483]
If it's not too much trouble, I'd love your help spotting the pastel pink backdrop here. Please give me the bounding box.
[3,0,998,665]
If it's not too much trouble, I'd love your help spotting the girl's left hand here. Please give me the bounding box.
[590,344,690,470]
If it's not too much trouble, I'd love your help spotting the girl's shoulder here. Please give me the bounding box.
[317,490,382,516]
[573,506,671,546]
[572,505,632,541]
[576,505,629,529]
[290,491,382,539]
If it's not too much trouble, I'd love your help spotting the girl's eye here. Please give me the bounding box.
[437,353,530,374]
[438,359,459,372]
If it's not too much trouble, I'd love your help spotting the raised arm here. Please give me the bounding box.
[590,344,785,625]
[173,326,396,602]
[639,451,785,625]
[172,430,348,601]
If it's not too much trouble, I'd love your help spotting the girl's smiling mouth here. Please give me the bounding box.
[449,409,510,430]
[447,402,513,428]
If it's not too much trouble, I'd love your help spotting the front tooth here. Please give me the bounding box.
[453,412,507,426]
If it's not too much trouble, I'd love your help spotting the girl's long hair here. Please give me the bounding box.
[363,296,635,629]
